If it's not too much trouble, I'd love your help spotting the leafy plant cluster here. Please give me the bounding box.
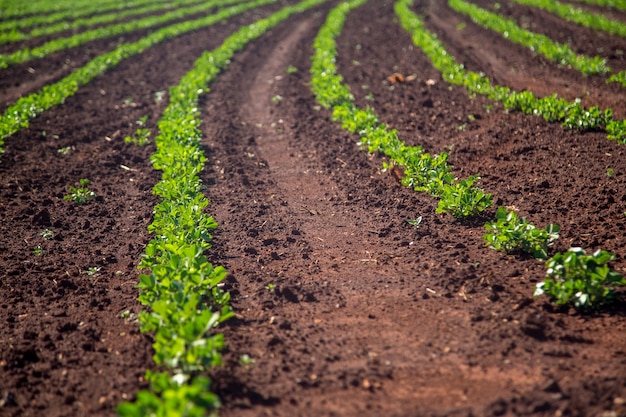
[511,0,626,39]
[124,116,151,146]
[448,0,609,76]
[311,0,492,218]
[0,0,252,69]
[484,206,560,259]
[608,70,626,87]
[0,0,187,41]
[117,0,329,415]
[63,178,96,204]
[0,0,277,153]
[395,0,626,144]
[0,0,208,45]
[535,248,626,310]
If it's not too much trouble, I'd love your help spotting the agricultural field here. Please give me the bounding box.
[1,0,626,415]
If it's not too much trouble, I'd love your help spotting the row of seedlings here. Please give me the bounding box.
[393,0,626,143]
[310,0,625,310]
[311,0,493,219]
[0,0,211,45]
[118,0,331,414]
[0,0,252,69]
[0,0,282,152]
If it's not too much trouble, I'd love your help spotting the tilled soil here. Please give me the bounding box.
[1,1,625,416]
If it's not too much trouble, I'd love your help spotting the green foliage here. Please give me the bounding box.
[569,0,626,11]
[394,0,626,144]
[0,0,252,69]
[40,229,54,240]
[484,207,560,259]
[119,0,330,414]
[535,248,626,309]
[608,70,626,87]
[512,0,626,39]
[311,0,491,218]
[63,178,96,204]
[407,217,423,228]
[448,0,609,76]
[435,176,493,218]
[286,65,298,74]
[32,246,43,256]
[0,0,204,45]
[117,372,220,417]
[0,0,278,153]
[125,116,151,146]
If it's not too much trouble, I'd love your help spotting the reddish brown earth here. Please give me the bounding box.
[1,1,626,416]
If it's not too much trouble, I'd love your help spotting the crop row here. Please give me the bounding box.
[0,0,133,23]
[571,0,626,11]
[0,0,174,32]
[394,0,626,143]
[0,0,253,69]
[311,0,492,219]
[0,0,209,45]
[310,0,624,309]
[448,0,609,76]
[0,0,276,153]
[117,0,330,414]
[511,0,626,39]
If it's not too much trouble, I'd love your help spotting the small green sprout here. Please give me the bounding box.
[607,168,614,177]
[82,266,101,276]
[125,116,151,146]
[407,216,423,228]
[239,354,255,366]
[365,92,375,101]
[265,283,276,291]
[32,246,43,256]
[271,95,283,104]
[64,179,96,204]
[41,229,54,240]
[286,65,298,74]
[57,146,71,155]
[154,91,166,102]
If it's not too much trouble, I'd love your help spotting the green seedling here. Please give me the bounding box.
[82,266,101,276]
[436,176,493,218]
[41,229,54,240]
[407,217,423,228]
[271,94,283,103]
[57,146,71,155]
[154,90,166,102]
[265,283,276,291]
[125,116,151,146]
[535,248,626,310]
[484,206,560,259]
[32,246,43,256]
[239,354,255,365]
[286,65,298,74]
[607,168,614,177]
[64,178,96,204]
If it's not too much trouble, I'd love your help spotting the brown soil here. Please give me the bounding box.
[1,1,626,416]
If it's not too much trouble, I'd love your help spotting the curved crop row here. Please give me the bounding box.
[570,0,626,11]
[311,0,492,218]
[0,0,208,46]
[0,0,273,153]
[0,0,250,70]
[394,0,626,143]
[448,0,609,76]
[0,0,128,23]
[511,0,626,38]
[0,0,174,33]
[117,1,330,414]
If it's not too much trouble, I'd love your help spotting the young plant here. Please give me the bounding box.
[407,216,423,228]
[435,176,493,218]
[125,116,151,146]
[40,229,54,240]
[286,65,298,74]
[32,246,43,256]
[484,207,560,259]
[64,178,96,204]
[82,266,101,276]
[535,248,626,310]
